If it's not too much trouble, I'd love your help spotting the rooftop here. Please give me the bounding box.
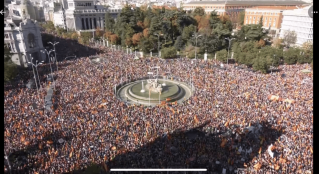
[245,6,298,11]
[282,5,312,16]
[185,0,308,6]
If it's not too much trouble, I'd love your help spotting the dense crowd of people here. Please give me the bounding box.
[4,45,313,174]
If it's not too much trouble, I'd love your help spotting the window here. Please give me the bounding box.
[269,18,272,21]
[69,3,73,7]
[265,17,268,20]
[253,17,255,19]
[13,10,20,16]
[274,18,276,21]
[28,33,36,48]
[246,16,248,19]
[11,43,16,52]
[6,43,15,52]
[4,33,9,39]
[273,23,276,27]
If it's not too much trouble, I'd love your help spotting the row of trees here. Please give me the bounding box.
[39,6,312,74]
[215,40,313,73]
[99,6,233,55]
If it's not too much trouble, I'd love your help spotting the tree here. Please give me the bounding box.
[237,11,245,26]
[79,32,92,45]
[198,15,210,33]
[137,21,144,29]
[301,41,313,51]
[257,39,266,48]
[258,16,263,27]
[138,37,156,53]
[298,43,312,64]
[104,31,113,40]
[253,56,268,73]
[56,27,67,36]
[149,16,161,34]
[258,46,282,67]
[181,24,196,41]
[283,47,299,65]
[71,32,79,40]
[272,38,283,49]
[105,12,115,32]
[232,41,259,66]
[95,27,104,38]
[209,11,221,29]
[42,21,55,33]
[236,24,266,42]
[193,7,205,17]
[110,34,119,45]
[216,49,228,63]
[219,15,230,24]
[174,36,184,51]
[283,30,297,48]
[4,45,17,83]
[143,28,149,38]
[162,46,177,59]
[132,32,143,48]
[143,17,151,28]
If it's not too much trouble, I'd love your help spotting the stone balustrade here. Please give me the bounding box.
[74,9,121,14]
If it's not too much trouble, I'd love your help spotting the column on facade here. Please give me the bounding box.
[83,18,87,30]
[75,17,80,31]
[101,18,104,29]
[89,18,92,29]
[86,18,90,30]
[97,17,100,29]
[94,18,97,29]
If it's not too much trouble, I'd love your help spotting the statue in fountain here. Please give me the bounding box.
[146,79,163,93]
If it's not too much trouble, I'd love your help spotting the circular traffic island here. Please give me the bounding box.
[116,78,193,106]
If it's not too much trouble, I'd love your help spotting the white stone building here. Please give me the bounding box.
[4,13,46,67]
[279,5,313,46]
[8,0,44,21]
[64,0,121,32]
[53,9,66,28]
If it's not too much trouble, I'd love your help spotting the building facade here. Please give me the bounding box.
[279,5,313,46]
[8,0,44,21]
[244,6,298,38]
[183,1,308,28]
[53,9,66,28]
[64,0,121,31]
[4,17,46,67]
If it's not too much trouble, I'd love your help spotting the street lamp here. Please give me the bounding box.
[154,33,163,58]
[4,150,11,174]
[192,33,202,66]
[272,54,276,74]
[48,41,59,71]
[35,60,44,87]
[28,58,43,100]
[225,37,235,65]
[41,49,56,90]
[147,71,154,106]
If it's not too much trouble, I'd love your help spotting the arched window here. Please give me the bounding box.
[28,33,36,48]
